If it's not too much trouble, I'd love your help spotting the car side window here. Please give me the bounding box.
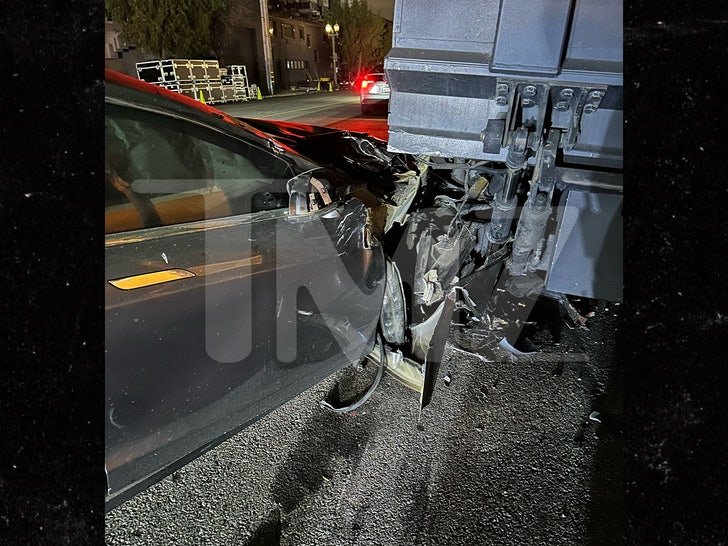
[105,104,293,235]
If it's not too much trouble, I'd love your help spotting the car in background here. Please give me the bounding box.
[336,68,354,90]
[359,72,390,115]
[353,72,366,92]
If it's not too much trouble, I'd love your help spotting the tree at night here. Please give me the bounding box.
[328,0,388,74]
[106,0,227,58]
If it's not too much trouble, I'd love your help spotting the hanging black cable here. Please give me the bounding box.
[319,331,387,414]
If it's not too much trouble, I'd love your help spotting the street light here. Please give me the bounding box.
[325,22,340,87]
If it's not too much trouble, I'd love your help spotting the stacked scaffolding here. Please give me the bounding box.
[135,59,251,104]
[222,65,251,101]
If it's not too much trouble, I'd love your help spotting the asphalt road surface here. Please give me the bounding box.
[105,95,622,545]
[216,91,390,141]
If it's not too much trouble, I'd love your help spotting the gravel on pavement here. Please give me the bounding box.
[106,300,621,546]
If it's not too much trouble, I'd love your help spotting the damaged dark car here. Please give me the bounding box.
[106,70,436,509]
[106,0,623,507]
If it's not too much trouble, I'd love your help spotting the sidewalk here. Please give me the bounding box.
[265,88,345,99]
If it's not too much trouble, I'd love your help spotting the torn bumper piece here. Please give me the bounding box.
[368,289,457,410]
[366,346,423,394]
[408,289,458,409]
[381,168,426,233]
[414,225,476,307]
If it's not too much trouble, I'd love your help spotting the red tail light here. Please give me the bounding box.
[361,79,371,90]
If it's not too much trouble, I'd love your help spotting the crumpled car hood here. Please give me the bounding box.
[238,118,407,191]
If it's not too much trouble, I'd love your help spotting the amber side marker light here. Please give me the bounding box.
[108,269,196,290]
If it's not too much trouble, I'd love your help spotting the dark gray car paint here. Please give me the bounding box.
[105,86,386,509]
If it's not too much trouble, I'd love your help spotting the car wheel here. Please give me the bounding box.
[361,104,370,115]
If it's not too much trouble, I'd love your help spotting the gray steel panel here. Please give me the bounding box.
[557,168,623,192]
[385,0,622,166]
[565,0,623,63]
[392,0,499,55]
[491,0,574,75]
[545,190,622,301]
[387,92,507,161]
[564,108,623,169]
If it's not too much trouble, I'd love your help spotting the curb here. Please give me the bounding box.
[265,90,343,99]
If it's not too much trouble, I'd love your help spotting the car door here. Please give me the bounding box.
[104,99,385,508]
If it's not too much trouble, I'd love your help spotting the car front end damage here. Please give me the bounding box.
[253,119,621,413]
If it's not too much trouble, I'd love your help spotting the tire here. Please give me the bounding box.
[360,104,370,115]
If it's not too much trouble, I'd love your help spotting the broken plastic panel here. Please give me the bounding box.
[382,170,422,233]
[380,260,407,345]
[419,289,458,410]
[366,345,423,393]
[413,224,476,307]
[287,170,333,219]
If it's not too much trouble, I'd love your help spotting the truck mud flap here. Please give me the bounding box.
[419,289,457,410]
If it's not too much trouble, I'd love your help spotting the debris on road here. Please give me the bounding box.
[588,411,603,424]
[498,337,535,358]
[319,335,387,414]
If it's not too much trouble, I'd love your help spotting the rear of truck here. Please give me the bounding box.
[384,0,622,307]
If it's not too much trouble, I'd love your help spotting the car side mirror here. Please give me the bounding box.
[287,172,334,219]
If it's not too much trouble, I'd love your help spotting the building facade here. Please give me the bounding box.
[104,0,340,94]
[211,0,273,93]
[268,15,334,89]
[269,0,331,16]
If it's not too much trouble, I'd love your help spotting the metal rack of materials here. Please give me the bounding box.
[136,59,239,104]
[222,65,252,102]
